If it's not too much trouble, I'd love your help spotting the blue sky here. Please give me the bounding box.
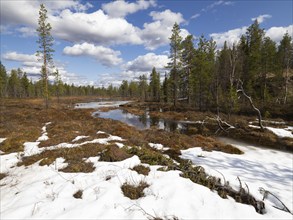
[1,0,292,87]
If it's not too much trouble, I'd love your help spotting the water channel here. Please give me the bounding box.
[76,101,292,152]
[94,108,202,134]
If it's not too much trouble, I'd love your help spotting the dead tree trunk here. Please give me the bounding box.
[237,80,264,131]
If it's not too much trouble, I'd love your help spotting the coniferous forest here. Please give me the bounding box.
[1,20,292,117]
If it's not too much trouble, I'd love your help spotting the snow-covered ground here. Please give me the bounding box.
[249,119,293,139]
[181,138,293,218]
[1,123,292,219]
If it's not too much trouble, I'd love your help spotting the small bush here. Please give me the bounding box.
[39,157,55,166]
[121,181,149,200]
[73,190,83,199]
[99,145,131,162]
[132,165,150,176]
[127,146,174,166]
[60,161,95,173]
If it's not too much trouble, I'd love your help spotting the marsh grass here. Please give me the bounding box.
[73,190,83,199]
[126,146,174,166]
[121,181,149,200]
[99,145,131,162]
[132,165,150,176]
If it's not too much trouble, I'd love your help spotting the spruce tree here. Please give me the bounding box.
[149,67,160,102]
[0,62,8,97]
[36,3,54,109]
[277,32,293,104]
[246,20,264,97]
[167,23,183,107]
[181,35,196,105]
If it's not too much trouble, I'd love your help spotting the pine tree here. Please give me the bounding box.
[8,69,20,98]
[120,80,129,97]
[193,35,214,110]
[246,20,264,97]
[162,72,169,103]
[54,69,64,103]
[0,62,8,97]
[260,37,277,104]
[21,72,30,98]
[181,35,196,105]
[149,67,160,102]
[277,32,293,104]
[36,3,55,109]
[138,75,148,101]
[167,23,183,107]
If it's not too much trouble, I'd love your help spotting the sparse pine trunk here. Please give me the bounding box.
[36,3,54,109]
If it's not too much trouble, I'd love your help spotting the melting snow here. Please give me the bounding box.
[249,125,293,138]
[149,143,170,151]
[1,129,292,219]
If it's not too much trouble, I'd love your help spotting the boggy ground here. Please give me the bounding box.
[0,97,242,156]
[0,97,284,215]
[120,101,293,152]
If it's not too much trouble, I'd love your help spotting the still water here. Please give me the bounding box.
[94,108,202,134]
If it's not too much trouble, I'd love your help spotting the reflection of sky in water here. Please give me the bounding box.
[96,109,192,132]
[96,109,150,130]
[95,109,200,134]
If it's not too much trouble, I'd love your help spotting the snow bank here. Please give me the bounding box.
[249,124,293,138]
[1,128,292,219]
[181,141,293,217]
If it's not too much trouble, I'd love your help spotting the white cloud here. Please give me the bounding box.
[251,14,272,24]
[210,26,247,48]
[266,25,293,42]
[17,27,37,37]
[2,51,92,86]
[63,43,123,67]
[191,13,201,20]
[50,9,142,46]
[2,52,38,63]
[123,53,169,72]
[202,1,234,12]
[149,9,185,25]
[44,1,93,13]
[0,0,92,28]
[210,24,293,49]
[102,0,156,17]
[122,53,169,79]
[95,73,124,87]
[140,9,189,50]
[0,1,39,27]
[1,1,188,50]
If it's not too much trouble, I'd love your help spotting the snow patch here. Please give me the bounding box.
[115,142,124,148]
[266,127,293,138]
[72,136,89,142]
[149,143,169,151]
[36,122,51,142]
[0,138,7,143]
[23,142,41,156]
[249,125,293,138]
[1,129,292,219]
[181,141,293,215]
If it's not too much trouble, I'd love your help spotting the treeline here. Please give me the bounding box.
[0,65,112,98]
[115,21,293,116]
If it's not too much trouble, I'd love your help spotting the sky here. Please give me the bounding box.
[1,0,292,87]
